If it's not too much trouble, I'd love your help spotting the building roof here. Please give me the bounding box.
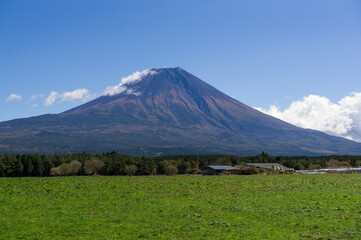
[207,165,233,170]
[246,163,294,171]
[226,166,241,171]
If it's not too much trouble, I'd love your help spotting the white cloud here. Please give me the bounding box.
[255,93,361,142]
[62,89,91,102]
[103,69,156,96]
[44,91,59,106]
[31,94,44,100]
[44,89,94,106]
[103,85,127,97]
[6,93,22,102]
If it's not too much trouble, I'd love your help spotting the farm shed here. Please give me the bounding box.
[225,166,241,175]
[246,163,294,172]
[202,165,232,175]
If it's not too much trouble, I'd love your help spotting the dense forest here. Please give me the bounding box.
[1,151,361,177]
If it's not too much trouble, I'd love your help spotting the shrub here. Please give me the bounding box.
[124,164,138,176]
[165,165,178,176]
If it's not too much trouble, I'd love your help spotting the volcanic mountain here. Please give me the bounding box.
[1,67,361,156]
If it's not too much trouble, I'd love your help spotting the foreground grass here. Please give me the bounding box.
[1,174,361,239]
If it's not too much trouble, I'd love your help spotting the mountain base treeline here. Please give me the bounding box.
[1,152,361,177]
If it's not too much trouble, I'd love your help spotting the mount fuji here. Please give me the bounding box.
[1,67,360,156]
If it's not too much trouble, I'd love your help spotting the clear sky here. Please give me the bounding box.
[1,0,361,140]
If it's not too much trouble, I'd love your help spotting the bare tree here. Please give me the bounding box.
[83,158,105,175]
[50,160,82,176]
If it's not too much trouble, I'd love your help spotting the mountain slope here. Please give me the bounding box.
[0,67,360,156]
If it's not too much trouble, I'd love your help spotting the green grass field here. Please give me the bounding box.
[1,174,361,239]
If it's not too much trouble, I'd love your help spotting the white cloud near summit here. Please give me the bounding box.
[6,93,22,102]
[44,89,94,106]
[255,93,361,142]
[103,69,156,96]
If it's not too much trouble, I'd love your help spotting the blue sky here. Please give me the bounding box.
[1,0,361,140]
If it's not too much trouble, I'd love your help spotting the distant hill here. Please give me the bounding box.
[1,67,360,156]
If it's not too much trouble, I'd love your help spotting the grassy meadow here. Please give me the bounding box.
[1,174,361,239]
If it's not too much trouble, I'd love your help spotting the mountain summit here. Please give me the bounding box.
[1,67,361,156]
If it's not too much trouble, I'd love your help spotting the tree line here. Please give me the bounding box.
[0,152,200,177]
[154,152,361,170]
[1,151,361,177]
